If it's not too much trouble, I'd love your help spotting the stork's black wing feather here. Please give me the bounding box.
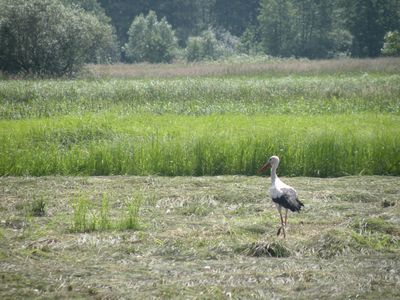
[272,188,304,212]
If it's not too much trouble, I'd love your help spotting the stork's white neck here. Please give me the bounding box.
[271,164,278,185]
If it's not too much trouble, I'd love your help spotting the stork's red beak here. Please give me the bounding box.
[257,162,271,173]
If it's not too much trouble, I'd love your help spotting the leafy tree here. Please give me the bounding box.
[125,11,178,63]
[214,0,260,36]
[156,0,216,46]
[327,29,353,57]
[339,0,400,57]
[238,26,263,55]
[0,0,112,75]
[185,28,239,62]
[62,0,110,23]
[381,31,400,56]
[61,0,120,63]
[99,0,216,48]
[186,37,207,61]
[99,0,150,47]
[258,0,353,58]
[258,0,295,57]
[291,0,339,58]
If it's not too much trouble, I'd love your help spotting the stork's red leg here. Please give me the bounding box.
[277,208,286,238]
[284,209,288,226]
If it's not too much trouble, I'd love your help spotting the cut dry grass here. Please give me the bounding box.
[0,175,399,299]
[235,240,291,257]
[87,57,400,78]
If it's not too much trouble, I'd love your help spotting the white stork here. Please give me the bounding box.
[258,155,304,238]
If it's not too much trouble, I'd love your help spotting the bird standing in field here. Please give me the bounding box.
[258,155,304,238]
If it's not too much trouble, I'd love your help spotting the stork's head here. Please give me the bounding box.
[257,155,280,173]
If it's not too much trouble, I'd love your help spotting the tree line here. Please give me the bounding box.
[0,0,399,76]
[100,0,400,59]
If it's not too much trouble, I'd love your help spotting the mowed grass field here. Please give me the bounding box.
[0,58,400,299]
[0,176,399,299]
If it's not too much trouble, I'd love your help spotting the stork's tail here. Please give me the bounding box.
[293,198,304,212]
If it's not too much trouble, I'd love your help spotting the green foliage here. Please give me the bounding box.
[214,0,260,37]
[327,29,353,57]
[258,0,294,57]
[70,0,400,61]
[382,31,400,56]
[238,26,263,55]
[0,0,117,76]
[125,11,178,63]
[61,0,120,63]
[186,29,220,61]
[185,28,240,62]
[258,0,353,58]
[185,37,204,61]
[61,0,111,24]
[340,0,400,57]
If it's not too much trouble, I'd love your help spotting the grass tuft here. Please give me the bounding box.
[118,193,142,231]
[236,240,290,257]
[71,193,143,232]
[30,197,46,217]
[382,199,396,208]
[99,194,111,231]
[71,195,91,233]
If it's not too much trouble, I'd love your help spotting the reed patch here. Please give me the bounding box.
[1,114,399,176]
[71,193,142,233]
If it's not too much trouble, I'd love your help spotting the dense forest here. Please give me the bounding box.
[0,0,399,75]
[99,0,400,58]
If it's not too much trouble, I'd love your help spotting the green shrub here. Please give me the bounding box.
[381,31,400,57]
[125,11,177,63]
[0,0,117,76]
[185,29,221,62]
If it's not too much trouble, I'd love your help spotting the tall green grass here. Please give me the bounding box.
[1,65,399,177]
[71,193,142,232]
[1,114,398,176]
[1,75,399,119]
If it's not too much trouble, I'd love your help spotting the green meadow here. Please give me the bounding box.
[1,60,400,177]
[1,74,400,119]
[1,113,399,176]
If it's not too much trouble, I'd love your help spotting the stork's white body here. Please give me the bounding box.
[269,177,295,200]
